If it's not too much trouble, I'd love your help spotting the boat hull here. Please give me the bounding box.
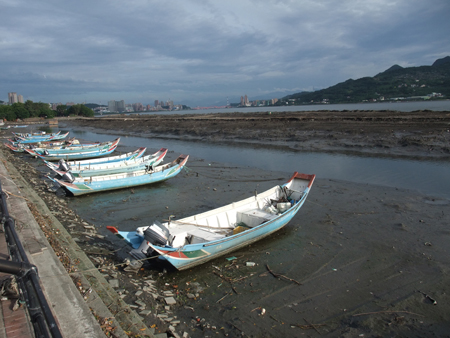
[15,132,69,144]
[108,172,315,270]
[151,188,309,270]
[49,148,167,177]
[50,154,189,196]
[28,138,120,160]
[46,147,146,170]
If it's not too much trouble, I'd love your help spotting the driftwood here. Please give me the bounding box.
[213,271,239,294]
[265,264,302,285]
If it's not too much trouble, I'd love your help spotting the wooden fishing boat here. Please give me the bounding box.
[45,147,147,171]
[45,147,147,170]
[12,131,55,138]
[4,138,79,153]
[48,154,189,196]
[26,138,120,160]
[107,172,315,271]
[24,139,118,155]
[47,148,168,177]
[14,131,70,144]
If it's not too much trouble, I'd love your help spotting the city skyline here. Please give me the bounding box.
[1,1,449,107]
[1,93,260,109]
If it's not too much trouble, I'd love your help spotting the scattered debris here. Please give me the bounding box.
[266,264,302,285]
[418,290,437,305]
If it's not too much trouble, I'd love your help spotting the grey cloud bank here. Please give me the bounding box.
[1,0,449,107]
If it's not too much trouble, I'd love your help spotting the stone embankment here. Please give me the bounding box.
[0,146,193,338]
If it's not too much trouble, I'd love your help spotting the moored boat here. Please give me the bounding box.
[107,172,315,270]
[25,138,119,155]
[14,131,70,144]
[26,138,120,160]
[48,148,168,177]
[48,154,189,196]
[44,147,147,170]
[12,131,54,138]
[4,138,78,153]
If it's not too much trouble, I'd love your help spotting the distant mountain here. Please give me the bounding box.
[432,56,450,66]
[282,57,450,104]
[383,64,403,73]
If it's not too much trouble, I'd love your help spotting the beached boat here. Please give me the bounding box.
[45,147,147,171]
[26,138,120,160]
[14,131,70,144]
[47,148,168,177]
[7,133,69,146]
[24,137,118,155]
[12,131,56,138]
[4,138,79,153]
[3,143,23,152]
[107,172,315,271]
[48,154,189,196]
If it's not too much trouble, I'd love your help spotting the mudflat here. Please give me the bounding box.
[67,109,450,158]
[2,110,450,337]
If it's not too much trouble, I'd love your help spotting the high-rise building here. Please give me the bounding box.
[108,100,126,112]
[117,100,125,112]
[8,92,18,104]
[18,95,24,103]
[108,100,116,112]
[132,103,144,111]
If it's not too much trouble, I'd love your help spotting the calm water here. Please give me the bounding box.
[63,129,450,199]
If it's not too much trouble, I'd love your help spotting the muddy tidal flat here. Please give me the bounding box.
[2,110,450,338]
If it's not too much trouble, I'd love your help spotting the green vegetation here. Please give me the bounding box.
[66,104,94,117]
[279,56,450,105]
[0,101,94,121]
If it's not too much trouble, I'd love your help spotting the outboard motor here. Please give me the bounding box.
[130,241,153,260]
[57,159,70,172]
[144,221,170,246]
[61,172,75,183]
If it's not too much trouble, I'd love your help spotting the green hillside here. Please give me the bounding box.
[281,56,450,104]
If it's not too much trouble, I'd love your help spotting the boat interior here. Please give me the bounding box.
[138,178,309,249]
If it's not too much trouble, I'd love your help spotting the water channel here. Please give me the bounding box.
[62,128,450,200]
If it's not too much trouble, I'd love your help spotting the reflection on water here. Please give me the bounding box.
[62,128,450,199]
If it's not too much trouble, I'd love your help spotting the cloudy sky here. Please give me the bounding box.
[1,0,449,107]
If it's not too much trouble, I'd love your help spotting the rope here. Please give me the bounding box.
[2,189,29,201]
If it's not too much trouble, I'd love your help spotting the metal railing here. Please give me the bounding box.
[0,181,63,338]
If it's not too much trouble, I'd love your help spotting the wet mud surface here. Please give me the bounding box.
[67,110,450,159]
[2,110,450,337]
